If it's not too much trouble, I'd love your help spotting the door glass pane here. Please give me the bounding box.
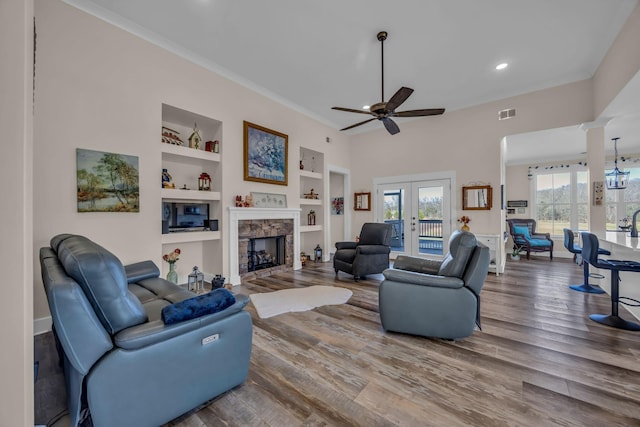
[384,189,404,252]
[417,186,443,255]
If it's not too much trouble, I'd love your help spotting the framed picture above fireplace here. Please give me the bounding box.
[243,121,288,186]
[251,192,287,208]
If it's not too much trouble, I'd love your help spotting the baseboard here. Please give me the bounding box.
[33,316,52,336]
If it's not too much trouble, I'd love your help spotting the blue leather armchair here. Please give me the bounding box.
[379,231,490,339]
[39,234,253,427]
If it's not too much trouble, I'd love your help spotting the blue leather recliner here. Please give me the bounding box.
[39,234,253,427]
[379,231,490,339]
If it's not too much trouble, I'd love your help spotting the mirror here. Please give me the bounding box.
[354,192,371,211]
[463,185,492,210]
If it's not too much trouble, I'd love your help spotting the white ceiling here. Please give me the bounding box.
[63,0,639,161]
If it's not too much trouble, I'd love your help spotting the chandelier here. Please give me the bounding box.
[605,137,630,190]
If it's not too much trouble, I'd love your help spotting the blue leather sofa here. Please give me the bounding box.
[39,234,253,427]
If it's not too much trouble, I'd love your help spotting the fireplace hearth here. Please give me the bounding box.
[248,236,284,272]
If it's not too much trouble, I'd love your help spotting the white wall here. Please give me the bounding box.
[32,0,351,321]
[329,171,345,250]
[1,0,34,424]
[349,79,594,236]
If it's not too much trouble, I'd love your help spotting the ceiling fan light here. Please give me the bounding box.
[496,62,508,70]
[362,105,370,110]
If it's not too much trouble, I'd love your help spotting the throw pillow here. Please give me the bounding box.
[513,225,531,239]
[161,288,236,325]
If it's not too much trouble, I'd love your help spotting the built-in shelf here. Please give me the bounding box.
[161,188,221,201]
[300,198,322,205]
[161,230,221,244]
[300,170,322,180]
[300,225,323,233]
[161,143,221,163]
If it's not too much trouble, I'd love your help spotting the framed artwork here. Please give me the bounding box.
[331,197,344,215]
[76,148,139,212]
[251,192,288,208]
[243,121,288,186]
[354,192,371,211]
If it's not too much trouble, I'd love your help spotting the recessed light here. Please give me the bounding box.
[362,105,370,110]
[496,63,508,70]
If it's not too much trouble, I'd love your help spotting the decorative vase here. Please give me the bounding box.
[167,262,178,284]
[462,223,470,231]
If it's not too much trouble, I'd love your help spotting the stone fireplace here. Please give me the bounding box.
[238,219,292,281]
[228,207,301,284]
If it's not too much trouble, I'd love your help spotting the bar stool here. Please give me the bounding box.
[581,232,640,331]
[563,228,609,294]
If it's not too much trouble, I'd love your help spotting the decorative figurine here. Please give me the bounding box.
[300,251,307,266]
[244,194,253,207]
[162,168,174,188]
[235,195,244,207]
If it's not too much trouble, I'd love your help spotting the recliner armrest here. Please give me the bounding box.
[124,260,160,283]
[382,268,464,289]
[335,241,358,250]
[356,244,391,255]
[114,294,250,350]
[393,255,441,274]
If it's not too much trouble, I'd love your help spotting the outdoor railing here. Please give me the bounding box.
[384,219,443,251]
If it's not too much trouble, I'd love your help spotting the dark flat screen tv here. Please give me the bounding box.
[162,202,210,232]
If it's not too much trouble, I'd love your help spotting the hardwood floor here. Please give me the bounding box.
[35,258,640,426]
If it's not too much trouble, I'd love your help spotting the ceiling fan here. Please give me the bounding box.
[332,31,445,135]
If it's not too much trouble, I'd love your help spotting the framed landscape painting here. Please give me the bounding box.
[243,121,288,186]
[76,148,139,212]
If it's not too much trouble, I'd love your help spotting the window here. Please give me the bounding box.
[605,166,640,230]
[534,169,588,235]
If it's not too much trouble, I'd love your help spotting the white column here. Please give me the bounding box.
[583,123,607,234]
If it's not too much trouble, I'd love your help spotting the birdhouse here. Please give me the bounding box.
[188,266,204,294]
[188,122,202,150]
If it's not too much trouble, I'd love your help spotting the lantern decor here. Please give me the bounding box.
[211,274,225,289]
[308,210,316,226]
[198,172,211,191]
[314,244,323,262]
[188,266,205,294]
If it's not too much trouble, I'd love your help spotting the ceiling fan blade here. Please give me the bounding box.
[332,106,373,115]
[340,117,376,131]
[381,117,400,135]
[385,87,414,111]
[393,108,445,117]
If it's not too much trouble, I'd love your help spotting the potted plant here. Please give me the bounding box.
[510,246,522,261]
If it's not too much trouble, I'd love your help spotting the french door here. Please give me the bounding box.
[378,179,451,258]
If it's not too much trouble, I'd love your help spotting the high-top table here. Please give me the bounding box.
[594,232,640,323]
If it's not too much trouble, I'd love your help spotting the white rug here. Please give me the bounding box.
[249,285,353,319]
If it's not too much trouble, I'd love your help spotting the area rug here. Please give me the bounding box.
[249,285,353,319]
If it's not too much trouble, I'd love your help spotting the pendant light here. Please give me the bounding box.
[605,137,630,190]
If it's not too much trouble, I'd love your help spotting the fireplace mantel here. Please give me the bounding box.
[228,207,301,284]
